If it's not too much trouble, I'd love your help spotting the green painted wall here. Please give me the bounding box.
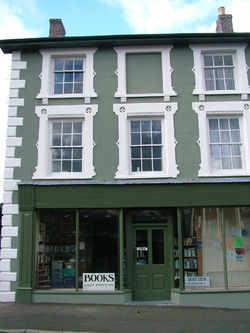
[126,53,163,94]
[13,45,250,184]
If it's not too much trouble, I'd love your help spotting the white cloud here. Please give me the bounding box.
[0,0,39,202]
[104,0,250,33]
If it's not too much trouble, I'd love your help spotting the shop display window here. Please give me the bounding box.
[36,210,76,289]
[225,207,250,288]
[36,209,119,290]
[78,210,119,289]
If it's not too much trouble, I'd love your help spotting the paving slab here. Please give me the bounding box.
[0,303,250,333]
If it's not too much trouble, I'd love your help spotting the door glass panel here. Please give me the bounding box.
[152,229,164,264]
[136,230,148,265]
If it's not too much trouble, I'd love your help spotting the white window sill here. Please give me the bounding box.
[37,93,97,99]
[33,173,94,180]
[115,172,177,179]
[193,89,250,96]
[198,170,250,177]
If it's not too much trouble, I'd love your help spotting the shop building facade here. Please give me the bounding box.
[1,10,250,308]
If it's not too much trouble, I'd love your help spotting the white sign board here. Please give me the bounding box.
[83,273,115,291]
[185,276,210,289]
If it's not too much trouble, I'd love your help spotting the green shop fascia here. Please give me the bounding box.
[16,179,250,308]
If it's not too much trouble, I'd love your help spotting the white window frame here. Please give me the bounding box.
[190,44,250,100]
[113,102,179,179]
[193,101,250,177]
[114,46,176,102]
[33,104,98,179]
[37,48,97,103]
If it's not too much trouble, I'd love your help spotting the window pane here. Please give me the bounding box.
[209,131,220,143]
[142,133,151,145]
[210,144,220,157]
[62,135,71,146]
[153,146,162,158]
[73,134,82,146]
[221,144,230,156]
[132,160,141,172]
[224,55,233,66]
[221,131,230,143]
[203,55,213,66]
[214,55,223,66]
[52,134,61,146]
[204,68,214,79]
[62,160,71,172]
[219,119,229,130]
[74,60,83,70]
[152,229,164,264]
[214,68,223,79]
[62,148,72,159]
[52,160,61,172]
[152,133,162,144]
[64,83,73,94]
[141,120,150,132]
[65,73,73,83]
[136,230,148,265]
[232,156,242,169]
[224,68,234,79]
[231,144,241,156]
[131,133,140,145]
[53,122,62,133]
[230,119,239,130]
[52,148,61,159]
[209,119,218,130]
[153,159,162,171]
[205,80,215,90]
[131,121,140,132]
[142,159,152,171]
[225,79,235,90]
[131,147,141,159]
[142,146,151,158]
[74,72,83,83]
[74,83,83,94]
[231,131,241,143]
[222,157,232,169]
[152,120,161,131]
[65,60,73,70]
[73,122,82,133]
[54,59,63,71]
[54,84,63,94]
[73,160,82,172]
[215,79,225,90]
[55,73,63,83]
[63,122,72,133]
[73,148,82,159]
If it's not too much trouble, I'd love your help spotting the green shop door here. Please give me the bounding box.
[133,226,170,300]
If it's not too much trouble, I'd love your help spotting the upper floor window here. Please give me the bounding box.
[114,46,176,102]
[51,120,83,173]
[54,59,84,95]
[208,117,242,171]
[203,54,235,91]
[190,44,250,100]
[193,101,250,177]
[113,102,179,179]
[37,48,97,103]
[33,104,98,180]
[130,119,163,173]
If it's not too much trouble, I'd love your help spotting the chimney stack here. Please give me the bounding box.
[49,19,66,37]
[216,7,234,33]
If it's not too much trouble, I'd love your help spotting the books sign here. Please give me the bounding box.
[185,276,210,289]
[83,273,115,291]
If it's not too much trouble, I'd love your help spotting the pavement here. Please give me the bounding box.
[0,303,250,333]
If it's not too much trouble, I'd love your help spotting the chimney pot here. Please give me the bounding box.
[218,7,225,15]
[49,19,66,38]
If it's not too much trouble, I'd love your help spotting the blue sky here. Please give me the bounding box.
[0,0,250,199]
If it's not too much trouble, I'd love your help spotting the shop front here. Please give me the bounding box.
[16,181,250,308]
